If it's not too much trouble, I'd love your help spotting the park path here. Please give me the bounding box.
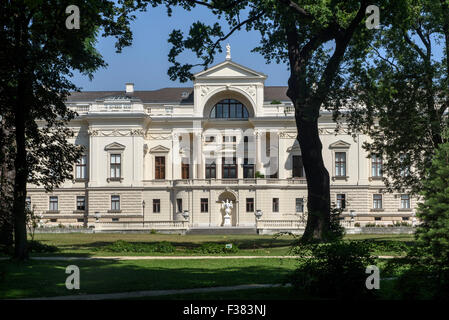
[0,255,398,261]
[21,283,290,300]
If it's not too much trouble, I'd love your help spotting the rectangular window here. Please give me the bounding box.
[400,155,410,177]
[272,198,279,212]
[205,159,216,179]
[222,136,236,143]
[76,155,87,180]
[181,160,190,179]
[110,154,121,179]
[295,198,304,213]
[243,159,255,178]
[373,194,382,209]
[201,198,208,213]
[246,198,254,212]
[292,155,305,178]
[153,199,161,213]
[222,157,237,179]
[76,196,86,211]
[401,194,410,209]
[335,152,346,176]
[155,156,165,179]
[371,155,383,177]
[336,194,346,209]
[111,195,120,211]
[177,199,183,213]
[49,196,58,211]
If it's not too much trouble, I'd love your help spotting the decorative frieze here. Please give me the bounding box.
[87,129,144,137]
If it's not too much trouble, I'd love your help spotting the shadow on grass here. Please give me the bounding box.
[0,258,296,299]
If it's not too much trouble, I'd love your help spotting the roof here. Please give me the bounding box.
[66,86,289,104]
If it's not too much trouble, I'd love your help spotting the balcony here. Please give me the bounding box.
[143,178,307,187]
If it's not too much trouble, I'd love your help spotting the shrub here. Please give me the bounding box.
[394,133,449,299]
[368,240,410,255]
[290,240,377,299]
[102,240,175,253]
[196,243,239,254]
[27,240,58,253]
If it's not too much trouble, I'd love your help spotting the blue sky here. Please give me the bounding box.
[70,6,290,91]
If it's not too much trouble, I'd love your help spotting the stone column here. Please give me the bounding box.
[255,129,262,175]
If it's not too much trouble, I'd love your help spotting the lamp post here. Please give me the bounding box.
[349,210,357,227]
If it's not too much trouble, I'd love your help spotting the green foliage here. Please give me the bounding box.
[341,0,449,195]
[195,243,239,254]
[27,240,58,253]
[394,133,449,299]
[290,240,376,299]
[326,207,346,242]
[255,171,265,178]
[270,100,282,104]
[0,0,137,259]
[101,240,176,253]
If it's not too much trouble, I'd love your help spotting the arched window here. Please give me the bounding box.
[210,99,249,119]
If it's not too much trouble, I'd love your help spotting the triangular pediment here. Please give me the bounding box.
[329,140,351,149]
[194,60,267,79]
[104,142,126,151]
[150,145,170,153]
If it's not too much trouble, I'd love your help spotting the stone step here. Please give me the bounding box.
[186,227,257,235]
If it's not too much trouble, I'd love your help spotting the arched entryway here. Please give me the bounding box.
[218,191,237,226]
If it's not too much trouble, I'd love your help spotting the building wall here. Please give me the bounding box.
[26,60,418,228]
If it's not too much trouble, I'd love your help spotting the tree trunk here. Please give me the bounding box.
[12,78,29,261]
[295,112,331,242]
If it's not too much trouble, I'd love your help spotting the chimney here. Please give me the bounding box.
[125,83,134,93]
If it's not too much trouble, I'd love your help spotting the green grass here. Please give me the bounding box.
[0,258,296,299]
[22,233,415,257]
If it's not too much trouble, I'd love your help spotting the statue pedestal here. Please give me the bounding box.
[223,214,232,227]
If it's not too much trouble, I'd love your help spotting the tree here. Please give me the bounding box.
[341,0,449,195]
[0,118,14,253]
[0,0,135,260]
[131,0,375,242]
[394,129,449,299]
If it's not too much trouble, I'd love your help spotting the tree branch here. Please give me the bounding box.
[277,0,313,20]
[205,11,265,64]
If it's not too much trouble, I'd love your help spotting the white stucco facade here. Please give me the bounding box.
[26,57,417,231]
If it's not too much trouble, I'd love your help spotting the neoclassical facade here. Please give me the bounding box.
[26,53,417,232]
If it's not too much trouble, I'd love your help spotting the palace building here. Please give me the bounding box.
[26,50,417,233]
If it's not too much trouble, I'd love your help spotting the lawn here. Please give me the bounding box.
[0,233,415,299]
[0,258,297,299]
[22,233,414,257]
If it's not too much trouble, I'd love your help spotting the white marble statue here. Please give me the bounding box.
[225,43,231,60]
[221,199,233,226]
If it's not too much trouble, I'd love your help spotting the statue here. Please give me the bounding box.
[225,43,231,60]
[221,199,233,226]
